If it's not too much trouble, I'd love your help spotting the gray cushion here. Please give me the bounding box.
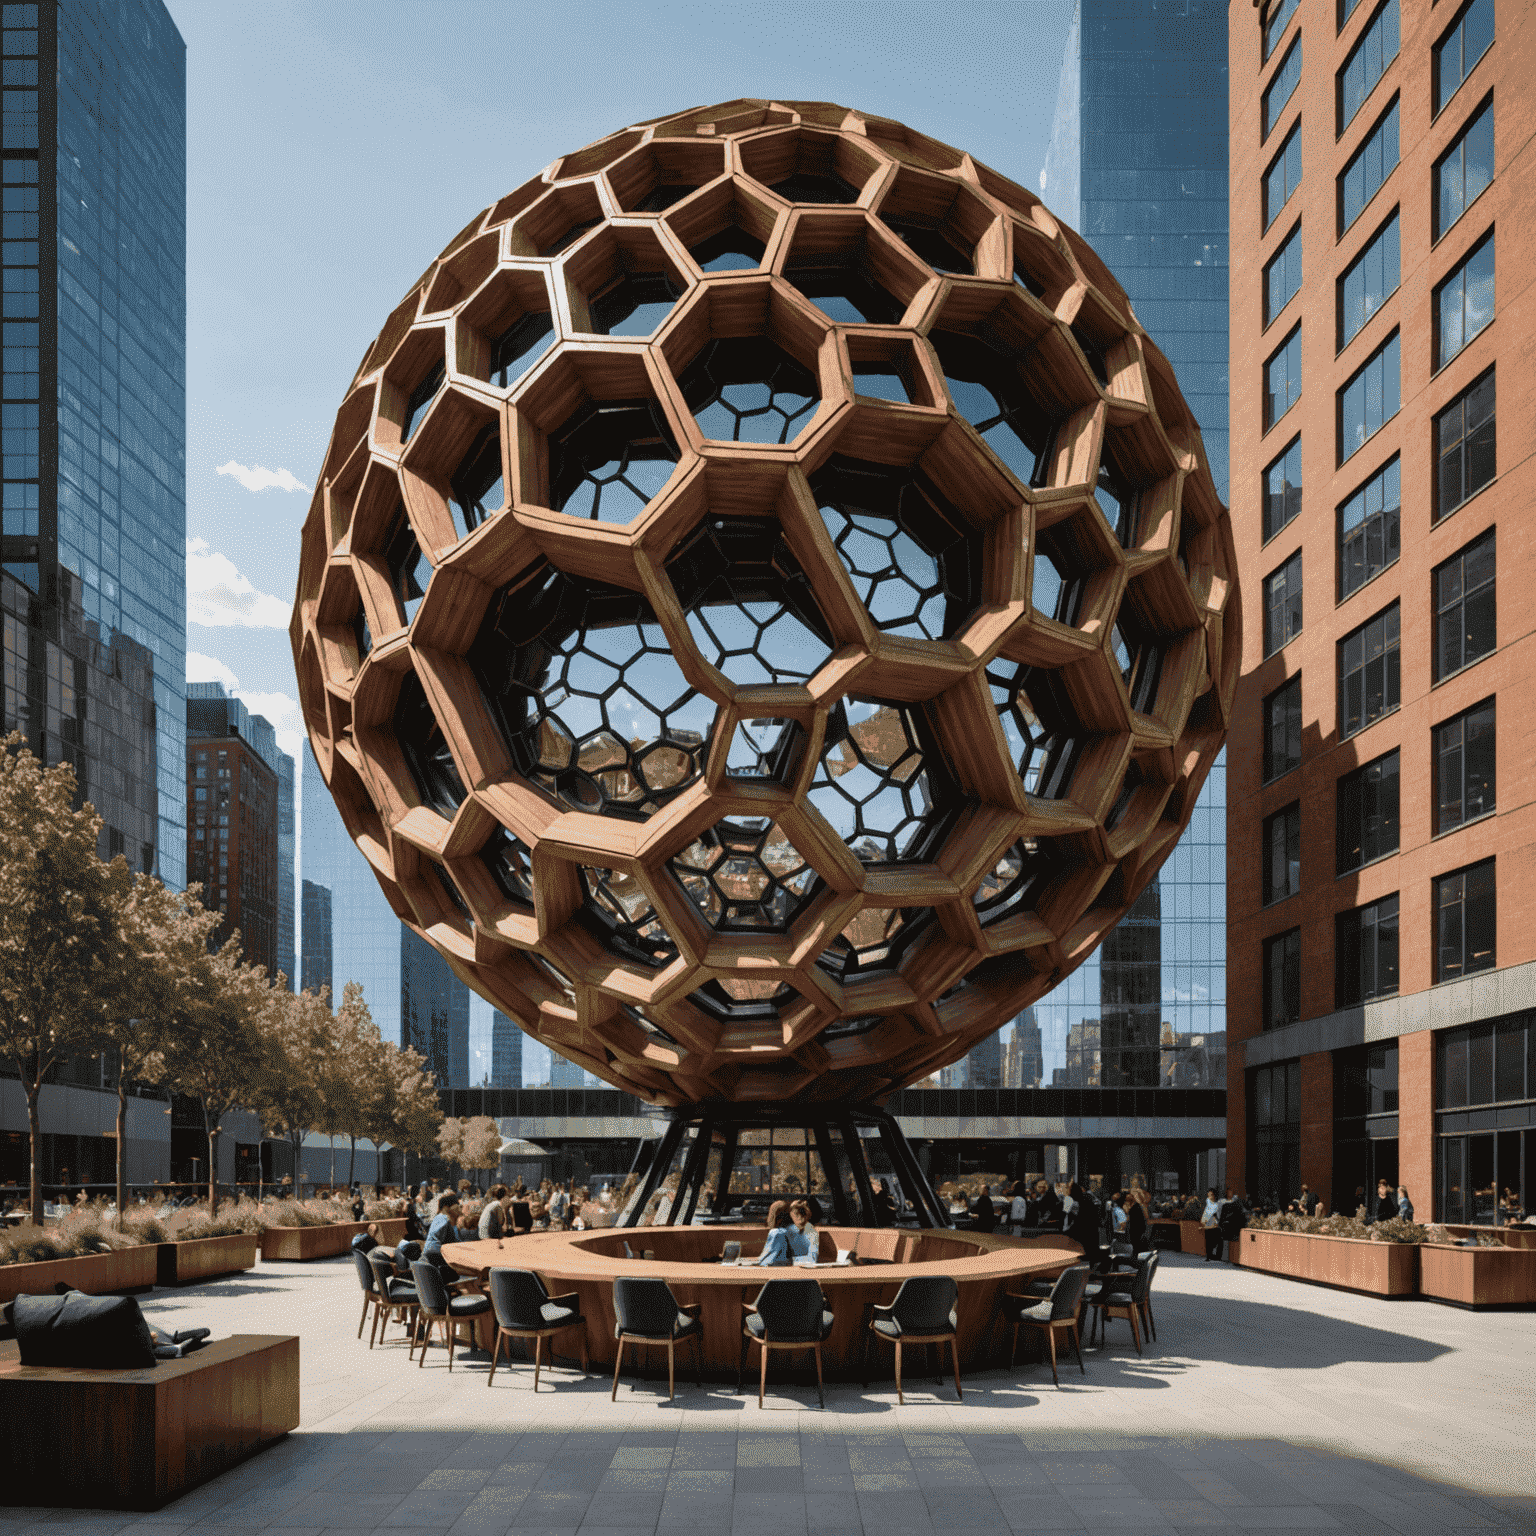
[539,1302,580,1328]
[746,1308,833,1343]
[448,1294,491,1317]
[12,1292,157,1369]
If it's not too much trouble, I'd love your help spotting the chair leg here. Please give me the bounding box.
[580,1329,589,1374]
[667,1339,676,1403]
[358,1291,371,1340]
[695,1332,703,1389]
[487,1328,502,1387]
[1129,1306,1142,1357]
[759,1340,768,1409]
[1047,1326,1059,1387]
[1145,1296,1157,1341]
[894,1340,904,1406]
[1073,1321,1085,1374]
[533,1333,543,1393]
[737,1330,748,1394]
[611,1336,625,1401]
[814,1343,825,1410]
[447,1321,457,1372]
[950,1337,962,1400]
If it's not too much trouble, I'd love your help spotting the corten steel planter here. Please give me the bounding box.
[155,1234,259,1287]
[1439,1223,1536,1251]
[290,98,1238,1113]
[1419,1243,1536,1308]
[0,1244,158,1303]
[258,1217,407,1263]
[1234,1228,1418,1297]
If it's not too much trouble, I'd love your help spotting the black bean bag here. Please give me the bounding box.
[11,1290,157,1368]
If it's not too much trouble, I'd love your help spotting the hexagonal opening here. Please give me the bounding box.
[930,328,1057,488]
[456,267,557,390]
[564,225,688,339]
[375,327,449,450]
[971,836,1048,927]
[357,285,424,388]
[425,858,474,932]
[422,229,500,315]
[578,864,677,969]
[687,978,794,1024]
[1031,505,1122,632]
[1067,288,1128,392]
[860,116,964,172]
[479,824,535,908]
[846,332,940,408]
[607,136,727,212]
[393,668,467,817]
[807,696,956,865]
[720,716,810,786]
[664,176,781,274]
[985,656,1079,800]
[557,129,645,181]
[815,902,935,983]
[670,815,817,933]
[781,212,926,325]
[510,181,605,258]
[739,126,881,205]
[665,515,835,685]
[875,166,996,277]
[381,505,431,627]
[468,559,713,817]
[678,336,819,445]
[397,386,505,551]
[810,454,983,642]
[1011,221,1076,308]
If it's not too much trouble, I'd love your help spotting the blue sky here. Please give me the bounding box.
[163,0,1073,752]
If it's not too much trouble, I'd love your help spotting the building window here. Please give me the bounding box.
[1434,98,1493,242]
[1335,895,1400,1007]
[1434,233,1494,370]
[1264,224,1303,327]
[1339,601,1400,738]
[1435,857,1495,982]
[1338,454,1400,599]
[1264,121,1302,231]
[1264,928,1301,1031]
[1336,749,1399,873]
[1264,673,1302,783]
[1265,326,1302,432]
[1434,370,1495,519]
[1339,0,1399,132]
[1264,551,1302,657]
[1339,212,1399,349]
[1340,0,1365,26]
[1437,1016,1527,1109]
[1264,435,1302,543]
[1434,0,1493,115]
[1340,98,1399,234]
[1264,0,1300,60]
[1338,330,1399,464]
[1264,37,1303,140]
[1432,532,1495,683]
[1436,1014,1530,1226]
[1434,697,1495,833]
[1263,802,1301,907]
[1250,1060,1301,1204]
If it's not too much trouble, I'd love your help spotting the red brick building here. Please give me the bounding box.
[1228,0,1534,1221]
[186,684,280,978]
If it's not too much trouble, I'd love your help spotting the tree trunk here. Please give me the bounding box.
[329,1135,336,1189]
[202,1097,220,1218]
[26,1079,43,1227]
[115,1056,129,1230]
[348,1134,357,1188]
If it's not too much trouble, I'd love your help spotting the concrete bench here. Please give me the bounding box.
[0,1333,298,1509]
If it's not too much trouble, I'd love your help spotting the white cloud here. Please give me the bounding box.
[185,649,304,759]
[186,650,239,690]
[187,537,292,628]
[216,460,312,495]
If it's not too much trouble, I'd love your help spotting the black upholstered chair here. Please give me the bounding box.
[486,1267,587,1391]
[863,1275,961,1404]
[1088,1253,1153,1355]
[352,1247,383,1344]
[738,1277,834,1408]
[1002,1262,1090,1386]
[610,1276,702,1402]
[366,1249,418,1348]
[408,1260,491,1369]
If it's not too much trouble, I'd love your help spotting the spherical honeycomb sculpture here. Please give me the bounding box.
[291,100,1239,1108]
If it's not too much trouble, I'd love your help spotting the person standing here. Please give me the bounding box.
[1372,1179,1398,1224]
[1202,1187,1222,1261]
[1008,1182,1029,1234]
[972,1184,996,1233]
[1396,1186,1414,1223]
[478,1184,509,1240]
[1126,1191,1149,1253]
[1217,1189,1246,1260]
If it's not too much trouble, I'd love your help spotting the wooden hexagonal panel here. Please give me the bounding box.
[293,101,1239,1110]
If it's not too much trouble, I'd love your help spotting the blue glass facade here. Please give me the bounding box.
[1032,0,1229,1092]
[0,0,186,885]
[300,748,471,1084]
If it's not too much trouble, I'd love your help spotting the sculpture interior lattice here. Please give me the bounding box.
[291,99,1239,1108]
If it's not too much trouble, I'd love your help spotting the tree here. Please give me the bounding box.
[460,1116,503,1191]
[154,938,267,1217]
[250,984,331,1198]
[0,733,130,1224]
[99,873,223,1224]
[381,1037,443,1188]
[435,1115,465,1170]
[330,981,387,1188]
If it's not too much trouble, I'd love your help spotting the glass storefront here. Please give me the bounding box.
[1436,1013,1533,1223]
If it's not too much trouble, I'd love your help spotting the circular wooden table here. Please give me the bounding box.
[444,1225,1082,1380]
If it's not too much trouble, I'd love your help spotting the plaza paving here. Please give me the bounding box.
[2,1248,1532,1536]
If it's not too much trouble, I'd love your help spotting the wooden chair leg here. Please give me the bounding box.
[737,1330,748,1393]
[358,1291,371,1340]
[533,1333,543,1393]
[894,1340,904,1406]
[667,1339,676,1402]
[487,1328,502,1387]
[611,1336,625,1401]
[447,1320,457,1372]
[950,1337,962,1400]
[580,1328,589,1374]
[1145,1297,1157,1341]
[1129,1307,1142,1357]
[814,1342,825,1410]
[759,1340,768,1408]
[1073,1321,1085,1374]
[1047,1326,1059,1387]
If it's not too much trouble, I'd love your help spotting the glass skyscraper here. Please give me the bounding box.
[1035,0,1228,1092]
[1,0,186,883]
[300,749,471,1085]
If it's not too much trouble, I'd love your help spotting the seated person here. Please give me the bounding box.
[478,1185,509,1240]
[789,1199,817,1260]
[755,1201,796,1266]
[421,1192,467,1281]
